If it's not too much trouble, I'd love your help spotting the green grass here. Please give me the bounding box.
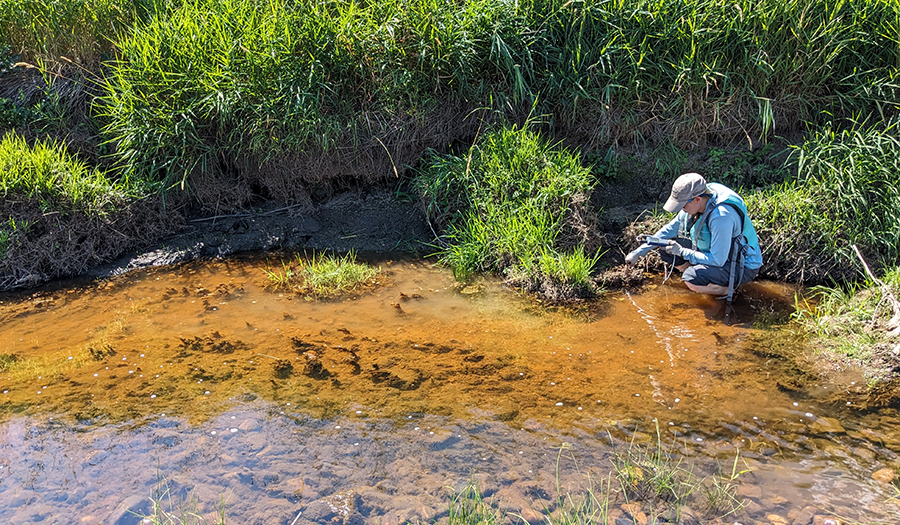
[0,0,142,64]
[609,426,747,522]
[744,182,845,283]
[1,0,896,207]
[415,123,600,294]
[0,133,127,213]
[444,434,748,524]
[791,118,900,265]
[85,0,900,191]
[263,250,379,297]
[743,118,900,284]
[792,266,900,361]
[534,247,602,287]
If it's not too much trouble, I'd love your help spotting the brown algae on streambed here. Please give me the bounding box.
[0,254,839,427]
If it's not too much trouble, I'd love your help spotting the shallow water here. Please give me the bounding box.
[1,254,898,524]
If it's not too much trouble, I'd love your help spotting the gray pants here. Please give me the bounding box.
[657,239,758,287]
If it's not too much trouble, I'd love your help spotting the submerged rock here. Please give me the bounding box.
[299,490,364,525]
[872,467,896,483]
[107,495,152,525]
[810,417,846,434]
[813,517,845,525]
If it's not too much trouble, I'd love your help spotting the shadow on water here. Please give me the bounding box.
[1,254,899,523]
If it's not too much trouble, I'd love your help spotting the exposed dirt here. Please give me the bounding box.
[86,188,434,280]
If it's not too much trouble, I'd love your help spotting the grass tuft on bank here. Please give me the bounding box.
[793,265,900,366]
[0,132,130,265]
[0,133,126,213]
[0,132,179,290]
[415,124,601,300]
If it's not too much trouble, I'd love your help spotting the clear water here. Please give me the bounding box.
[1,254,898,523]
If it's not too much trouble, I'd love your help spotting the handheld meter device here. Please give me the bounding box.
[642,235,669,247]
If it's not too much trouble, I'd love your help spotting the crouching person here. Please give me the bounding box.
[626,173,763,302]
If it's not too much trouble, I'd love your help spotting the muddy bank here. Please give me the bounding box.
[81,184,650,289]
[86,189,434,280]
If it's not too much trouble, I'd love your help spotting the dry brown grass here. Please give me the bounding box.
[0,196,184,291]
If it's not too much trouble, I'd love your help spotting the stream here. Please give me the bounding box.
[1,254,898,524]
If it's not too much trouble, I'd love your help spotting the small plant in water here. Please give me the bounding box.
[263,250,379,297]
[0,353,20,371]
[262,259,294,289]
[440,434,749,524]
[698,451,749,519]
[1,347,93,381]
[611,431,689,505]
[136,478,229,525]
[446,481,504,525]
[609,423,748,522]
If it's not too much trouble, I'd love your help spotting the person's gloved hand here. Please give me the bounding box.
[625,249,641,265]
[664,240,684,257]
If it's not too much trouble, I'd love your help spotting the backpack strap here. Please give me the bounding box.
[702,201,748,322]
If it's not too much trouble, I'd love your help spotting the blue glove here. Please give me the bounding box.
[664,240,684,257]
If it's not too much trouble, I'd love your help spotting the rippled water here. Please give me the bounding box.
[1,254,898,524]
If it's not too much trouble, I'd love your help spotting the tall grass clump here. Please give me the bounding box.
[742,118,900,284]
[0,0,144,64]
[531,0,900,128]
[98,0,524,190]
[0,133,125,212]
[792,118,900,266]
[415,124,600,298]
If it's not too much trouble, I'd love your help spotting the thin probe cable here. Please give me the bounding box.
[661,252,675,284]
[639,234,676,285]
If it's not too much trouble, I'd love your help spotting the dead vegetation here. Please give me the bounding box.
[0,196,184,290]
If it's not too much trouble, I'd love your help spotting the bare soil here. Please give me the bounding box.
[86,187,434,280]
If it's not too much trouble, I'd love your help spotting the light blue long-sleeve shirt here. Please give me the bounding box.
[630,193,763,270]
